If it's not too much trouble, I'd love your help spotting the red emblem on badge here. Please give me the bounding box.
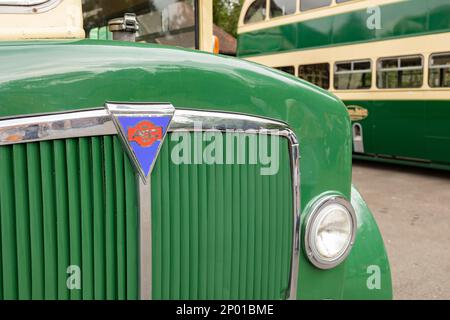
[128,120,163,147]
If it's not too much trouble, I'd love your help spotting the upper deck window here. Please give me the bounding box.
[377,55,423,89]
[429,53,450,88]
[244,0,266,24]
[83,0,198,49]
[270,0,296,18]
[335,60,372,90]
[300,0,331,12]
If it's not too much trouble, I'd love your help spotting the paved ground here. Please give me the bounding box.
[352,160,450,300]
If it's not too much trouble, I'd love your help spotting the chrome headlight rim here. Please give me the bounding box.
[304,195,357,270]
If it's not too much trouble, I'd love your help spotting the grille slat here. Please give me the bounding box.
[54,140,70,300]
[104,136,116,300]
[14,144,32,300]
[113,138,127,300]
[214,153,224,299]
[0,137,138,300]
[27,143,45,299]
[188,159,199,299]
[79,138,94,299]
[239,151,248,299]
[66,139,82,300]
[245,151,256,299]
[169,142,181,299]
[124,148,138,300]
[0,147,18,299]
[41,141,58,299]
[253,158,263,299]
[92,137,106,299]
[151,133,293,300]
[180,157,190,299]
[206,154,216,299]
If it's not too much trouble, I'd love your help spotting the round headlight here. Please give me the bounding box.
[305,196,357,269]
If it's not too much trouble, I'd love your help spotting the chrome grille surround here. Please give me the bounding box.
[0,104,301,300]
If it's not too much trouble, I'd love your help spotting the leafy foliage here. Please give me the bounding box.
[213,0,244,37]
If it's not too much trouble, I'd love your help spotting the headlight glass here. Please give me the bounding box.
[305,196,356,269]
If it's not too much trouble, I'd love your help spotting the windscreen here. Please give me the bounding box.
[82,0,197,49]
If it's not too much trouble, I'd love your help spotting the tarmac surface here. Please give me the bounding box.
[352,160,450,300]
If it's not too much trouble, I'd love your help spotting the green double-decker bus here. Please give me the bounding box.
[238,0,450,170]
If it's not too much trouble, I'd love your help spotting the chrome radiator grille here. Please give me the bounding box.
[0,106,300,300]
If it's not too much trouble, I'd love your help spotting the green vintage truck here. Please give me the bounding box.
[0,0,392,300]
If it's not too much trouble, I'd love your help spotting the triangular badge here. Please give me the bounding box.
[106,102,175,182]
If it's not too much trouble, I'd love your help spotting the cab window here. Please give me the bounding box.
[82,0,198,49]
[429,52,450,88]
[377,55,423,89]
[270,0,296,18]
[298,63,330,89]
[335,60,372,90]
[244,0,267,24]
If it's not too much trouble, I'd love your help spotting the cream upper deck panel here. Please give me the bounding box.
[245,32,450,100]
[238,0,405,34]
[0,0,85,40]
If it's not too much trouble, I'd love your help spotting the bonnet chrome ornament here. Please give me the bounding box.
[106,102,175,183]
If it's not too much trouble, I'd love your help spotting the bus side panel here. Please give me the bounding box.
[425,100,450,163]
[344,101,376,155]
[370,100,426,160]
[346,100,427,160]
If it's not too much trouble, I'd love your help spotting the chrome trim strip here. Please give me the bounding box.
[107,103,175,116]
[0,106,301,300]
[0,109,114,146]
[288,142,300,300]
[0,109,295,145]
[169,109,291,132]
[139,178,152,300]
[0,0,62,14]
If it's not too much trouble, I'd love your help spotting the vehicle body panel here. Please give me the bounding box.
[0,40,391,299]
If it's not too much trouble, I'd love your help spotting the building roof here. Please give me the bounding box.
[213,24,237,56]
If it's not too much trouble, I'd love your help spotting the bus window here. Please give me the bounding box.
[244,0,267,24]
[270,0,296,18]
[336,0,353,3]
[83,0,198,49]
[275,66,295,75]
[377,55,423,89]
[300,0,331,12]
[429,53,450,88]
[334,60,372,90]
[298,63,330,89]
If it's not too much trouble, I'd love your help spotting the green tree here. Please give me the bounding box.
[213,0,244,37]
